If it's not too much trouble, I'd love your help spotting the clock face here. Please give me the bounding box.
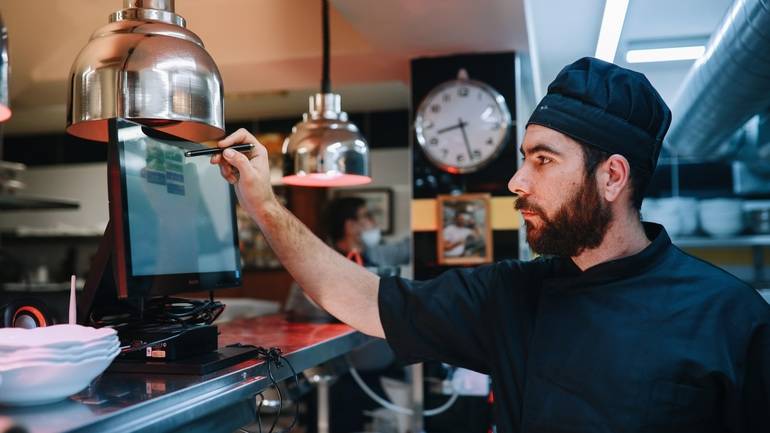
[415,79,512,174]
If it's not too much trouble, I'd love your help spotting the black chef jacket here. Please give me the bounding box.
[378,223,770,432]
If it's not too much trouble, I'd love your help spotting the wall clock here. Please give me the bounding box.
[414,69,512,174]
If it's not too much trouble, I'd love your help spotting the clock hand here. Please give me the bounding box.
[458,118,474,160]
[436,122,464,134]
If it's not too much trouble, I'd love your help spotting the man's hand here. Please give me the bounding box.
[210,128,276,218]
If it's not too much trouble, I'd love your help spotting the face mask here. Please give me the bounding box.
[361,228,382,247]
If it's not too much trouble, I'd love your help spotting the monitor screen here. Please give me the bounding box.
[114,118,241,296]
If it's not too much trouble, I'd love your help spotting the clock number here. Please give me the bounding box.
[486,138,494,145]
[442,93,451,103]
[473,149,482,159]
[457,154,465,163]
[431,104,441,113]
[423,120,434,130]
[441,148,449,158]
[458,87,469,97]
[429,137,439,146]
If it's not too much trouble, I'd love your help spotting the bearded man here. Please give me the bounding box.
[213,57,770,432]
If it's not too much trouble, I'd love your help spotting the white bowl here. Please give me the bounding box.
[702,222,744,237]
[701,218,744,237]
[0,325,116,351]
[644,197,701,236]
[699,199,744,237]
[0,345,120,406]
[0,334,118,356]
[0,340,119,366]
[642,200,683,236]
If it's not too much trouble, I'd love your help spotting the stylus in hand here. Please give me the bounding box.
[184,143,254,157]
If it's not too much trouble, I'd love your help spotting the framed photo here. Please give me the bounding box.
[332,188,394,235]
[437,193,493,265]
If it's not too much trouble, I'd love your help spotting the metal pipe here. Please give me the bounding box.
[667,0,770,159]
[317,378,330,433]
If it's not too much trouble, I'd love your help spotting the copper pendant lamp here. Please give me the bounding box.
[66,0,224,142]
[281,0,371,187]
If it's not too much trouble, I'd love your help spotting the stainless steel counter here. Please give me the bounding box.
[0,314,371,433]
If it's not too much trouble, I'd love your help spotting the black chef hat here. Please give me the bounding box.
[527,57,671,174]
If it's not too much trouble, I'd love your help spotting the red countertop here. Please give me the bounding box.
[217,313,361,355]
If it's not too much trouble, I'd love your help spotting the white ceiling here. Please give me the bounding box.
[530,0,734,105]
[0,0,737,135]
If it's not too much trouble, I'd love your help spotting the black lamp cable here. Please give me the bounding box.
[321,0,331,93]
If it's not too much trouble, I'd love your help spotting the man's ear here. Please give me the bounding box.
[602,154,631,203]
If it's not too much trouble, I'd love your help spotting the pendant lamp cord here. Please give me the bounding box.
[321,0,331,93]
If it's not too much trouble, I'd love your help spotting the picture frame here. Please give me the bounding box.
[331,187,394,235]
[437,193,493,265]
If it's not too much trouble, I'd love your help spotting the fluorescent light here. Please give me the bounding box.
[595,0,630,62]
[625,46,706,63]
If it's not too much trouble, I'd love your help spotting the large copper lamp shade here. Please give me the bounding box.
[66,0,224,142]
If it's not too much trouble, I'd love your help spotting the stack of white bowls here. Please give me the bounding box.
[0,324,120,406]
[641,197,699,237]
[699,198,745,237]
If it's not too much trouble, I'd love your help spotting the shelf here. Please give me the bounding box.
[1,228,105,238]
[0,195,79,211]
[2,281,86,293]
[672,235,770,248]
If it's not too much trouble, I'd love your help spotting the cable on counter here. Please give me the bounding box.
[243,346,300,433]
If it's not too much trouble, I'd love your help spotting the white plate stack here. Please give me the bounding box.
[0,324,120,406]
[699,198,745,237]
[641,197,699,237]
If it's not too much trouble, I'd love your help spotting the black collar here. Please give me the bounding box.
[543,222,672,291]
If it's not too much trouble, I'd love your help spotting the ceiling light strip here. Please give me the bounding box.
[595,0,630,62]
[625,45,706,63]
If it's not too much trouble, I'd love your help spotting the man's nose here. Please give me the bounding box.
[508,167,529,196]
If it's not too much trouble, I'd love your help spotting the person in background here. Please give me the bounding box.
[285,196,410,319]
[442,211,481,257]
[324,196,410,269]
[213,57,770,432]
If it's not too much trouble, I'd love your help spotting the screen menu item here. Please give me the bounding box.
[118,122,239,278]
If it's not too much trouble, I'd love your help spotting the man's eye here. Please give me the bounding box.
[537,156,552,165]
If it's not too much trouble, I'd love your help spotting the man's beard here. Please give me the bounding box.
[515,175,613,257]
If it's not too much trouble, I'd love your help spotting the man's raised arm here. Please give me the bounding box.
[211,129,385,338]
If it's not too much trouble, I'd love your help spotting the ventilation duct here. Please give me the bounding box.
[667,0,770,160]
